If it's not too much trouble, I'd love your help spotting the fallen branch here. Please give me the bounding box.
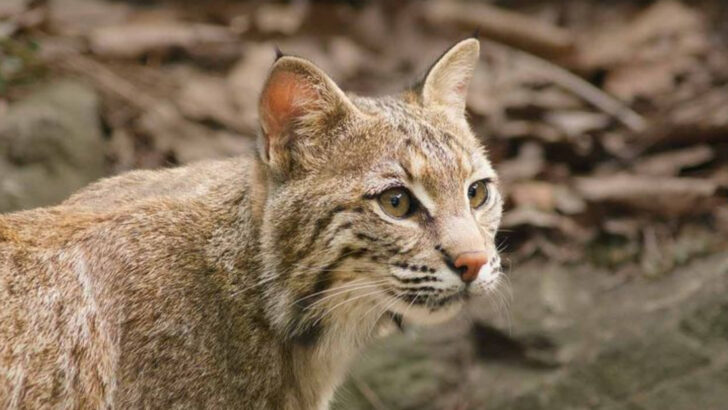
[481,39,647,132]
[55,53,160,112]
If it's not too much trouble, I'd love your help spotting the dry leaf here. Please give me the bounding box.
[227,43,276,132]
[499,120,562,142]
[670,85,728,131]
[575,174,717,216]
[422,0,573,58]
[137,102,250,164]
[49,0,131,37]
[544,110,610,137]
[0,0,26,19]
[510,182,556,212]
[501,207,591,240]
[603,218,642,239]
[715,207,728,234]
[328,37,369,80]
[89,23,236,59]
[107,128,136,173]
[577,1,707,70]
[254,2,308,35]
[176,73,248,133]
[577,1,709,102]
[497,143,545,183]
[633,145,714,176]
[553,185,587,215]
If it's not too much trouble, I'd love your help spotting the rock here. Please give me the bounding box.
[681,302,728,341]
[576,337,709,400]
[0,80,106,212]
[632,368,728,410]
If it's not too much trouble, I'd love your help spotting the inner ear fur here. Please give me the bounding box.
[421,38,480,117]
[258,56,360,167]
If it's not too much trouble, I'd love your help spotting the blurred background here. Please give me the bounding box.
[1,0,727,408]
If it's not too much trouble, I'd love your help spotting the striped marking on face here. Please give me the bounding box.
[409,181,437,217]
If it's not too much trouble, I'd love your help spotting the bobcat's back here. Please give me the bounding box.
[0,155,281,408]
[1,228,118,408]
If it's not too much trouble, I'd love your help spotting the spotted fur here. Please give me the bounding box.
[0,38,503,409]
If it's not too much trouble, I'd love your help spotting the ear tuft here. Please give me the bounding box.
[274,45,285,61]
[421,38,480,117]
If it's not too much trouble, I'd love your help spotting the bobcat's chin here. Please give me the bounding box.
[403,301,465,326]
[383,292,466,327]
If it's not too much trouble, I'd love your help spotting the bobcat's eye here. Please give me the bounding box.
[468,180,489,209]
[378,188,414,218]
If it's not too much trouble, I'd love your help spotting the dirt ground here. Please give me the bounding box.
[1,0,727,408]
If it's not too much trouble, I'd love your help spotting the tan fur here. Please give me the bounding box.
[0,38,503,409]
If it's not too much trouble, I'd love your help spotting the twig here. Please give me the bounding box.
[481,39,647,132]
[56,54,160,112]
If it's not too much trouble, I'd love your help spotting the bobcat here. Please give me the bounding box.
[0,38,503,409]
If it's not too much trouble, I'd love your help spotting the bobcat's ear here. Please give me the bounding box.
[258,56,359,172]
[421,38,480,118]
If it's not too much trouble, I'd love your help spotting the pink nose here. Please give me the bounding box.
[454,251,488,283]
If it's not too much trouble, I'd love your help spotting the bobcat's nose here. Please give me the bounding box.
[454,251,488,283]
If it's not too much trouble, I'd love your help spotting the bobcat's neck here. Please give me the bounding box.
[286,307,398,409]
[206,158,394,409]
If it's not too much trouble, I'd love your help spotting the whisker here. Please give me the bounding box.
[230,271,362,298]
[493,278,513,336]
[400,286,422,324]
[292,278,385,305]
[230,254,381,299]
[312,289,387,328]
[364,293,397,338]
[368,294,402,338]
[301,281,390,311]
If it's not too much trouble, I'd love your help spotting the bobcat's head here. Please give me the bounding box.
[257,38,503,345]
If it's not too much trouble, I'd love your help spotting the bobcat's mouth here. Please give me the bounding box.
[382,286,467,326]
[402,289,466,307]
